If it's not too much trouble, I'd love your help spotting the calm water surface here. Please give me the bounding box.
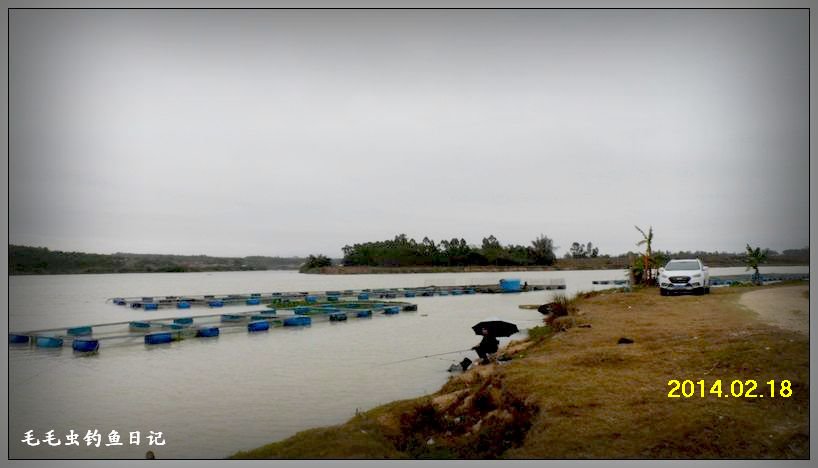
[8,267,807,458]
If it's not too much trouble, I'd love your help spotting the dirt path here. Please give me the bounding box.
[739,285,809,334]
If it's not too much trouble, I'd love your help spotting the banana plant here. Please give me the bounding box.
[744,244,768,285]
[635,225,654,284]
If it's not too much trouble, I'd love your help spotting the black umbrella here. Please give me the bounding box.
[472,317,519,337]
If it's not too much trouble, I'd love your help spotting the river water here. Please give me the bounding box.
[7,266,808,459]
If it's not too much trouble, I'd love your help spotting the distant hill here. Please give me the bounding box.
[8,245,307,275]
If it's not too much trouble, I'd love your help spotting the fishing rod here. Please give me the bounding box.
[376,349,475,367]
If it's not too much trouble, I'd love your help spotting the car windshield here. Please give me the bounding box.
[665,261,701,271]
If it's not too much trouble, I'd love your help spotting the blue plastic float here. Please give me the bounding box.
[356,310,373,318]
[144,303,159,310]
[500,278,522,292]
[72,339,99,352]
[384,306,400,315]
[129,321,151,331]
[177,301,191,309]
[145,332,173,345]
[9,334,29,344]
[246,298,261,305]
[36,336,63,348]
[329,312,347,321]
[358,293,369,300]
[196,327,220,338]
[208,300,224,308]
[284,316,311,327]
[248,321,270,332]
[67,326,92,336]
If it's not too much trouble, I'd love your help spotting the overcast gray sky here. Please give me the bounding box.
[9,9,809,257]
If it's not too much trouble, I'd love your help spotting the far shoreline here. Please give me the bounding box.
[300,262,807,275]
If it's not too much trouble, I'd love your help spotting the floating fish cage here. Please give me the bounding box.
[294,306,312,315]
[173,317,194,325]
[72,338,99,353]
[221,314,243,322]
[358,293,369,300]
[383,306,400,315]
[356,310,373,318]
[403,304,418,311]
[306,295,318,303]
[326,295,339,302]
[404,291,416,298]
[260,309,277,315]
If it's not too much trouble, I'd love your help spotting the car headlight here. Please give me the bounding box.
[692,273,702,278]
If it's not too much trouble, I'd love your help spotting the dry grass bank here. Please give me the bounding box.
[230,283,809,459]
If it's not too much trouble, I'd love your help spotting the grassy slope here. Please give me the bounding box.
[230,283,809,459]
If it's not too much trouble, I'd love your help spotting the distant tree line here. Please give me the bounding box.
[8,245,306,275]
[339,234,557,268]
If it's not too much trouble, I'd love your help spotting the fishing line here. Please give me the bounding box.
[376,349,474,367]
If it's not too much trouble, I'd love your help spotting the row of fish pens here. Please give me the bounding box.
[110,289,473,309]
[109,282,560,310]
[9,302,417,353]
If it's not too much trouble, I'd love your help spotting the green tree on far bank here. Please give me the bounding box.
[301,254,333,271]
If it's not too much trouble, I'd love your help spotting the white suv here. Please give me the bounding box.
[658,259,710,296]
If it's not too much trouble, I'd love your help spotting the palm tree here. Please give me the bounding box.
[635,225,654,284]
[744,244,768,285]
